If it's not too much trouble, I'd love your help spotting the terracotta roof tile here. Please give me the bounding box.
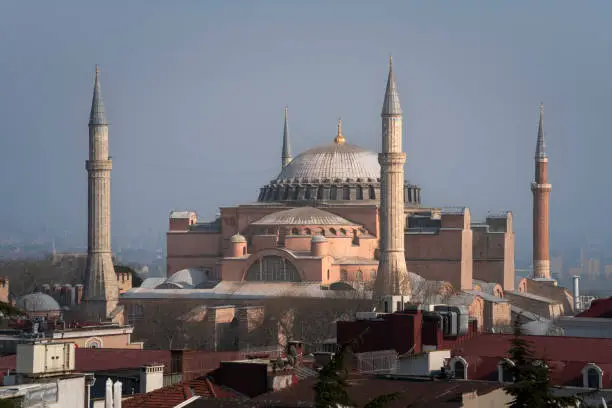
[576,298,612,318]
[452,334,612,387]
[251,375,501,408]
[123,375,241,408]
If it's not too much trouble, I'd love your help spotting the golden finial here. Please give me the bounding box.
[334,118,346,145]
[95,64,100,75]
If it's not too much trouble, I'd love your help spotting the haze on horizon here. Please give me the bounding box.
[0,1,611,260]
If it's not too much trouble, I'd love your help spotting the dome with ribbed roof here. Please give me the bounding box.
[252,207,355,226]
[17,293,61,313]
[276,143,380,183]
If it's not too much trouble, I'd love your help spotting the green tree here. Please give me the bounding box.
[315,334,400,408]
[503,316,578,408]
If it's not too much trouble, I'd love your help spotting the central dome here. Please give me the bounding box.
[275,142,380,182]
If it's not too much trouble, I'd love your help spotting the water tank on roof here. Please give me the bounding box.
[433,305,469,337]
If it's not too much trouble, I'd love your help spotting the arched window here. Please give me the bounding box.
[343,186,351,200]
[242,247,247,256]
[369,186,376,199]
[85,337,103,349]
[317,187,324,200]
[582,364,603,389]
[327,270,330,280]
[370,270,377,280]
[329,228,337,236]
[451,357,468,380]
[305,187,312,200]
[498,359,514,383]
[340,270,348,281]
[245,256,301,282]
[356,186,364,200]
[330,186,338,200]
[355,271,363,281]
[291,228,300,235]
[339,228,347,236]
[305,228,312,235]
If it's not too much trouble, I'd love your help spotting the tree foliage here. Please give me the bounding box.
[503,316,578,408]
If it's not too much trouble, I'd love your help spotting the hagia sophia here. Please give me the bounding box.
[14,58,574,349]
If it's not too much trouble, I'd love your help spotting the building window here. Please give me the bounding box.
[370,270,376,280]
[356,186,363,200]
[451,357,468,380]
[327,270,330,280]
[343,186,351,200]
[498,359,514,383]
[369,186,375,199]
[291,228,300,235]
[340,270,348,281]
[245,256,301,282]
[355,271,363,281]
[85,337,103,348]
[330,228,337,236]
[305,228,312,235]
[582,364,603,389]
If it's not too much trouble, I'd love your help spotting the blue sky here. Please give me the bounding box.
[1,1,611,258]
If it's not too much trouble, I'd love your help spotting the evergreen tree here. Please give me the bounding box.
[503,316,578,408]
[314,334,400,408]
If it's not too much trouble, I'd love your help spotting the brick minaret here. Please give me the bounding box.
[375,57,411,302]
[531,103,552,280]
[281,106,292,169]
[83,65,119,319]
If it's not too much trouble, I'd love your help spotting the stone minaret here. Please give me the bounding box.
[375,57,411,304]
[83,65,119,319]
[531,103,552,280]
[281,106,292,169]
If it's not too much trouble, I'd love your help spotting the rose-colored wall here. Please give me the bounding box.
[405,226,472,290]
[0,278,9,304]
[471,215,515,291]
[167,232,222,276]
[324,206,379,239]
[53,333,142,349]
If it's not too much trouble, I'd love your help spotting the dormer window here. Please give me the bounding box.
[450,356,468,380]
[582,363,603,389]
[498,359,515,383]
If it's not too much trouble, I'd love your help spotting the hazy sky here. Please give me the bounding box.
[1,1,611,259]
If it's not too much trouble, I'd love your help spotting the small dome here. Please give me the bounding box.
[252,207,355,226]
[311,235,328,243]
[164,268,206,288]
[230,234,247,243]
[17,292,61,313]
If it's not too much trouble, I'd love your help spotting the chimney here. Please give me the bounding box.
[105,378,113,408]
[573,275,581,312]
[113,380,123,408]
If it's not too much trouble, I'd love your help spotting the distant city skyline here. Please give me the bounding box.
[2,1,612,260]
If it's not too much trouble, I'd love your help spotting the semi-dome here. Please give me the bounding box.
[163,268,207,288]
[252,207,355,226]
[17,292,61,313]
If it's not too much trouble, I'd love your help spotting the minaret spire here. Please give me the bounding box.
[531,102,552,281]
[89,65,108,126]
[535,103,547,160]
[84,65,119,320]
[375,58,411,309]
[281,106,292,169]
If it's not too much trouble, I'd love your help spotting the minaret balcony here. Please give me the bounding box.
[531,182,552,192]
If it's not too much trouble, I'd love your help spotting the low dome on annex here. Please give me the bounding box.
[258,119,421,206]
[17,292,61,315]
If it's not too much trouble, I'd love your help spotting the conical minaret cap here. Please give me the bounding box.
[535,103,547,159]
[282,106,292,161]
[89,65,108,126]
[382,56,402,116]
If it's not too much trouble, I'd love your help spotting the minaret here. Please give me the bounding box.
[375,57,411,306]
[281,106,292,169]
[531,103,552,280]
[83,65,119,319]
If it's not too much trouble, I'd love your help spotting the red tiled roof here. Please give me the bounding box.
[452,334,612,387]
[123,375,241,408]
[251,375,501,408]
[0,348,171,373]
[576,298,612,318]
